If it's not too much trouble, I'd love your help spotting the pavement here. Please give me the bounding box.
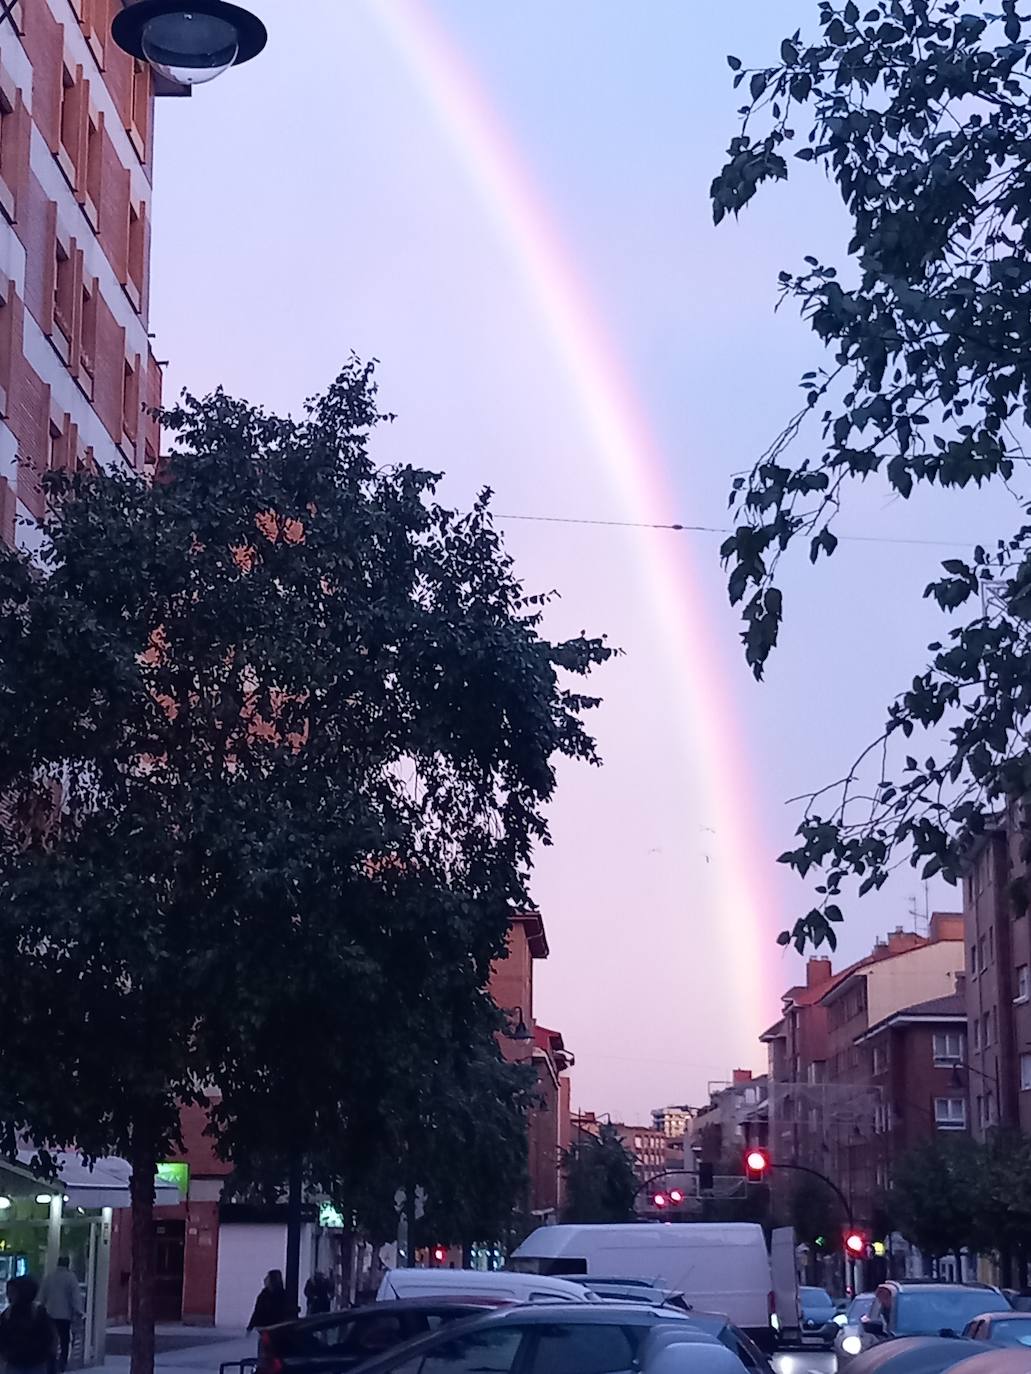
[84,1329,254,1374]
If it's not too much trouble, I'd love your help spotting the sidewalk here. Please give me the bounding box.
[85,1328,254,1374]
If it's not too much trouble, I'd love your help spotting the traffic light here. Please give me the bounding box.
[432,1244,447,1265]
[668,1188,685,1205]
[652,1191,669,1209]
[844,1230,866,1258]
[744,1148,770,1181]
[651,1188,686,1210]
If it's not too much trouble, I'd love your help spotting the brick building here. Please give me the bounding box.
[963,816,1031,1135]
[0,0,165,551]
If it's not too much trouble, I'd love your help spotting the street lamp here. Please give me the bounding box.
[507,1007,533,1042]
[111,0,267,85]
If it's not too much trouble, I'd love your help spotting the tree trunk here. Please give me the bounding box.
[128,1136,157,1374]
[284,1154,303,1317]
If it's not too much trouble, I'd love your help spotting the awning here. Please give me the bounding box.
[14,1151,182,1209]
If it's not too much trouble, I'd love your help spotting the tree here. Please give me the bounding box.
[888,1135,982,1264]
[711,0,1031,948]
[0,360,611,1373]
[561,1123,638,1223]
[973,1130,1031,1282]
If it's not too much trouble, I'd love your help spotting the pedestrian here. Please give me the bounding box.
[39,1259,82,1372]
[246,1270,293,1345]
[303,1272,332,1317]
[0,1277,58,1374]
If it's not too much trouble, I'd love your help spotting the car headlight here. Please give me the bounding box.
[770,1315,781,1332]
[834,1314,848,1326]
[842,1336,863,1355]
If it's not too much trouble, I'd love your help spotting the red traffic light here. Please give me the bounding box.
[844,1231,865,1256]
[668,1188,685,1205]
[432,1245,447,1264]
[652,1191,669,1208]
[745,1148,769,1178]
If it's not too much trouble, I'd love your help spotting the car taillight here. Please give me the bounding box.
[258,1331,283,1374]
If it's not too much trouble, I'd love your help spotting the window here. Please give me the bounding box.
[973,1018,982,1053]
[46,419,62,474]
[1017,965,1030,1004]
[983,1012,992,1049]
[933,1031,964,1065]
[971,943,979,975]
[979,937,987,972]
[129,59,150,154]
[0,77,15,220]
[976,1094,984,1129]
[934,1097,967,1130]
[989,926,996,962]
[79,278,96,383]
[122,359,138,445]
[85,111,102,219]
[128,201,145,301]
[528,1323,635,1374]
[405,1327,524,1374]
[1021,1055,1031,1091]
[53,241,74,349]
[986,1092,996,1125]
[633,1136,642,1150]
[58,66,81,182]
[872,1045,888,1074]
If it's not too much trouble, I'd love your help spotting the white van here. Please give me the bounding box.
[511,1224,776,1349]
[376,1267,593,1305]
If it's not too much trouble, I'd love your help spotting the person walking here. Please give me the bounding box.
[0,1277,58,1374]
[39,1259,82,1372]
[303,1272,332,1316]
[246,1270,293,1346]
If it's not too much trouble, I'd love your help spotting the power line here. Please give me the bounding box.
[494,511,974,549]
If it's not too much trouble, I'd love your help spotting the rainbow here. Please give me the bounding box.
[366,0,780,1057]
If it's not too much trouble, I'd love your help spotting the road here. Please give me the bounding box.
[774,1351,836,1374]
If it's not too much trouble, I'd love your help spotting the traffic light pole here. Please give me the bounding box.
[756,1161,858,1295]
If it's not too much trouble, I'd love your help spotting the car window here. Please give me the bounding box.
[716,1323,767,1373]
[896,1291,1011,1335]
[528,1323,636,1374]
[337,1315,406,1358]
[992,1318,1031,1346]
[393,1327,524,1374]
[847,1297,875,1322]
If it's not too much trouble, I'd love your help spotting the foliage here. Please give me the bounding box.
[712,0,1031,949]
[889,1134,987,1258]
[561,1122,638,1223]
[973,1129,1031,1257]
[789,1173,845,1247]
[0,359,611,1369]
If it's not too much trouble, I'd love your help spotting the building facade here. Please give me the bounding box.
[0,0,164,551]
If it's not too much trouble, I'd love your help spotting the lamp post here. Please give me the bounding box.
[111,0,267,85]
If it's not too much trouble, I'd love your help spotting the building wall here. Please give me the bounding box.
[865,931,964,1029]
[214,1223,316,1329]
[1,0,161,550]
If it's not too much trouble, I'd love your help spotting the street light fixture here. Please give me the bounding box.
[111,1,267,85]
[507,1007,533,1042]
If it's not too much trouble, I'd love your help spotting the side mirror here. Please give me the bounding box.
[864,1319,885,1337]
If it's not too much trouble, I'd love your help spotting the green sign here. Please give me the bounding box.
[319,1203,345,1230]
[156,1163,190,1196]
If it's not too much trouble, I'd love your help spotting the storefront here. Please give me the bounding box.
[0,1153,178,1368]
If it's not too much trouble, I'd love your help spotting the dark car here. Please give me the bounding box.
[256,1298,502,1374]
[863,1283,1011,1342]
[345,1301,720,1374]
[963,1312,1031,1348]
[799,1287,838,1346]
[680,1310,775,1374]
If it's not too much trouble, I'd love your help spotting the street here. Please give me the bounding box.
[774,1351,837,1374]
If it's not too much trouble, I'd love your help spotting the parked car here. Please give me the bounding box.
[579,1280,692,1310]
[375,1269,592,1305]
[834,1293,878,1364]
[256,1298,501,1374]
[963,1312,1031,1347]
[846,1335,984,1374]
[346,1301,728,1374]
[799,1286,838,1346]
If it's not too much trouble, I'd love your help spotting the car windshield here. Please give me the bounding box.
[801,1289,835,1311]
[848,1296,875,1322]
[897,1290,1010,1334]
[992,1320,1031,1347]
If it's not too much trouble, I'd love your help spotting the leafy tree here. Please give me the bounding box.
[889,1135,982,1263]
[790,1173,845,1249]
[561,1122,638,1223]
[712,0,1031,948]
[0,360,611,1373]
[973,1130,1031,1278]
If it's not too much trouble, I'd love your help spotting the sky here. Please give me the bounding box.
[148,1,1014,1122]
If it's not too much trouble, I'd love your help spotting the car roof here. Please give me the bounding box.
[977,1312,1031,1322]
[264,1297,495,1332]
[882,1282,1000,1292]
[847,1335,973,1374]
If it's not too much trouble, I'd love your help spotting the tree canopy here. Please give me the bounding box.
[712,0,1031,948]
[0,359,611,1370]
[561,1122,638,1224]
